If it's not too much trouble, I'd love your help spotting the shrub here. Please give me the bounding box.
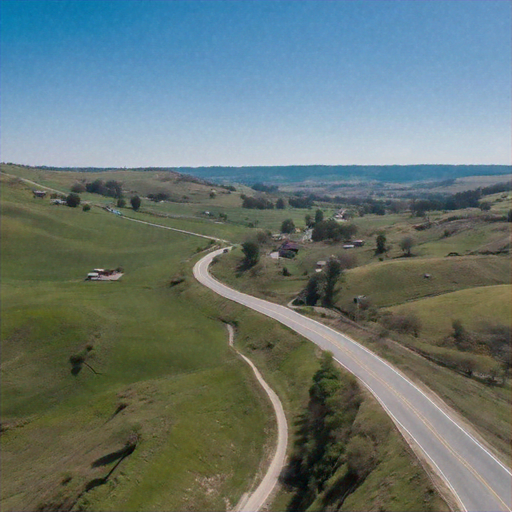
[66,193,81,207]
[281,218,295,234]
[375,233,387,254]
[117,198,126,208]
[241,241,259,268]
[71,182,86,193]
[130,195,141,211]
[346,435,376,479]
[382,311,422,337]
[82,203,91,212]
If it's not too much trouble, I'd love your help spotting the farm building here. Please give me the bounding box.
[33,190,47,198]
[315,261,327,272]
[278,241,300,258]
[85,268,124,281]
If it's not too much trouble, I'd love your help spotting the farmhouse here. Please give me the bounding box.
[278,241,300,258]
[85,268,124,281]
[334,208,349,221]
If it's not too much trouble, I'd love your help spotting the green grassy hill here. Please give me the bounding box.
[1,175,274,511]
[387,285,511,340]
[337,255,511,309]
[1,171,451,511]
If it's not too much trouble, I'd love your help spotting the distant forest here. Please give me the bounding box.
[179,164,511,184]
[32,164,511,185]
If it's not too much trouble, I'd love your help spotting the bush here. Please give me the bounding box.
[130,195,141,211]
[117,198,126,208]
[381,311,422,337]
[82,204,91,212]
[66,193,81,208]
[71,182,86,193]
[346,435,376,479]
[241,241,259,268]
[281,218,295,234]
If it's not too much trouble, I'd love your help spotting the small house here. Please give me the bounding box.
[86,268,124,281]
[33,190,47,198]
[353,240,365,247]
[278,241,300,258]
[343,244,355,249]
[315,261,326,273]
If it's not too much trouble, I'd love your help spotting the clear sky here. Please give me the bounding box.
[1,0,511,167]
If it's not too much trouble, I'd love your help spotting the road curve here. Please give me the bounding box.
[194,248,512,512]
[226,325,288,512]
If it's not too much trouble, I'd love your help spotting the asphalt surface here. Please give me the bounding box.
[194,248,512,512]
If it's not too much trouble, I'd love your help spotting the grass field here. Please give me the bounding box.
[337,255,511,309]
[1,175,275,511]
[1,170,450,511]
[387,285,512,341]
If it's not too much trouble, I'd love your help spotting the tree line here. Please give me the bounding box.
[284,353,383,511]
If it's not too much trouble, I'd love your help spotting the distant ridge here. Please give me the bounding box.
[7,163,511,185]
[177,164,512,185]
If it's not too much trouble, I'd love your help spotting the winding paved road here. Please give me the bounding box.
[194,248,512,512]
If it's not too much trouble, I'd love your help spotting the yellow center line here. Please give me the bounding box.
[199,255,511,512]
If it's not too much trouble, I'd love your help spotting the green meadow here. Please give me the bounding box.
[1,176,274,511]
[1,167,452,511]
[387,285,512,340]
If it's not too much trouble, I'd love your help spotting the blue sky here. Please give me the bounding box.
[1,0,511,167]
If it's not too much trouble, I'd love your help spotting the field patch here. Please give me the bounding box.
[386,285,511,341]
[337,255,511,309]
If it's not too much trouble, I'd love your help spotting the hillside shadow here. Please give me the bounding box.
[91,444,135,468]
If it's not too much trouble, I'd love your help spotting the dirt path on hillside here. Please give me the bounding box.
[227,324,288,512]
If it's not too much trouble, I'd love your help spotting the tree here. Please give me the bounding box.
[71,182,86,193]
[305,274,322,306]
[315,209,324,224]
[281,218,295,234]
[305,214,313,228]
[66,193,81,207]
[452,319,468,348]
[130,195,141,211]
[82,203,91,212]
[117,198,126,208]
[399,236,414,257]
[322,257,342,307]
[241,241,259,268]
[276,197,286,209]
[375,233,387,255]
